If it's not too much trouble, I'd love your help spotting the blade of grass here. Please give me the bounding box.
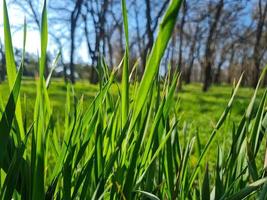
[130,0,182,129]
[227,177,267,200]
[32,1,48,199]
[201,164,210,200]
[3,0,25,139]
[187,74,243,193]
[121,0,129,127]
[135,190,160,200]
[46,52,61,89]
[0,66,23,165]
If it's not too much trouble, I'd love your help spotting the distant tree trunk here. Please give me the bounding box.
[177,0,187,86]
[240,50,248,86]
[134,1,143,60]
[99,2,108,59]
[82,13,97,84]
[134,1,143,80]
[185,24,199,84]
[141,0,154,74]
[252,0,267,87]
[214,59,224,84]
[0,43,5,82]
[141,0,169,74]
[165,45,171,75]
[60,52,68,83]
[185,58,195,84]
[61,49,68,83]
[70,26,75,83]
[63,64,67,82]
[227,44,235,84]
[45,55,49,78]
[69,0,84,84]
[83,1,108,84]
[145,0,153,56]
[171,32,176,76]
[107,34,114,68]
[203,0,224,91]
[214,44,229,84]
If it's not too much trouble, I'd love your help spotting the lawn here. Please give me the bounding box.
[2,0,267,198]
[0,78,260,134]
[2,78,264,171]
[1,77,262,160]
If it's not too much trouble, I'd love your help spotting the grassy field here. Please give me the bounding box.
[1,78,263,163]
[1,78,261,133]
[2,0,267,199]
[1,76,266,199]
[1,78,263,150]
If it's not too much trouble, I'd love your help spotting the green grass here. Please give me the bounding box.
[0,79,263,156]
[2,0,267,199]
[0,78,99,123]
[179,84,262,130]
[0,79,263,168]
[0,80,260,133]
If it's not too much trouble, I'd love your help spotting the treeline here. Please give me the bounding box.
[0,0,267,91]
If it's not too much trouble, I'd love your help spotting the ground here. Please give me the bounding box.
[0,77,265,192]
[0,78,262,135]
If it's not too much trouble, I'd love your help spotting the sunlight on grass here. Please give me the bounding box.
[1,0,267,199]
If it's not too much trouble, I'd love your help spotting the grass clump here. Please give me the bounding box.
[1,0,267,199]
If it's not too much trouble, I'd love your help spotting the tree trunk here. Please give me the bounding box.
[107,34,114,68]
[227,44,235,84]
[85,1,108,84]
[214,61,224,84]
[145,0,153,57]
[252,0,267,87]
[70,24,75,83]
[203,0,224,91]
[185,57,196,84]
[177,0,187,82]
[185,24,199,84]
[214,44,230,84]
[69,0,84,84]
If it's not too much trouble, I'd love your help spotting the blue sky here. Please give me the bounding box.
[0,0,91,64]
[0,0,259,67]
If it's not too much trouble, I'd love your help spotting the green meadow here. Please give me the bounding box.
[2,0,267,199]
[0,80,258,123]
[1,78,265,174]
[1,79,261,134]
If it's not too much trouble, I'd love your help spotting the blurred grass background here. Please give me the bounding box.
[0,78,262,135]
[1,78,265,184]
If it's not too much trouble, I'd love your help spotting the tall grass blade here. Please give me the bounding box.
[3,0,25,139]
[131,0,182,127]
[188,74,243,192]
[227,177,267,200]
[121,0,129,127]
[32,1,48,199]
[0,66,23,164]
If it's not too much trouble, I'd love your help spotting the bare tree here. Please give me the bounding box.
[203,0,224,91]
[12,0,52,77]
[12,0,41,28]
[177,0,187,79]
[252,0,267,87]
[141,0,170,72]
[83,0,109,83]
[6,0,266,88]
[69,0,84,83]
[185,24,200,84]
[145,0,153,59]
